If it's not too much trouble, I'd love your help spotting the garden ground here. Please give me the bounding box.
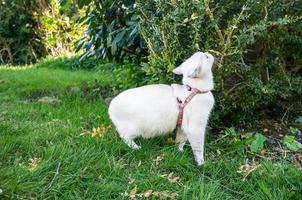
[0,59,301,199]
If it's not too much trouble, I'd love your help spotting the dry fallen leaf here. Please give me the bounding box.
[121,185,178,198]
[171,192,179,198]
[292,155,302,171]
[160,191,169,198]
[182,18,189,23]
[296,155,302,162]
[167,172,180,183]
[129,185,137,198]
[237,163,260,180]
[190,13,199,20]
[28,157,40,171]
[91,125,106,137]
[169,176,180,183]
[153,154,164,166]
[152,191,178,198]
[143,190,153,197]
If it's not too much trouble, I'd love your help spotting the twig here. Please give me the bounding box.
[226,82,245,95]
[204,0,224,42]
[266,67,270,81]
[281,105,293,122]
[201,174,251,197]
[46,162,61,190]
[204,0,225,66]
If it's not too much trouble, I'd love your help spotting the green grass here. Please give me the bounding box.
[0,59,301,199]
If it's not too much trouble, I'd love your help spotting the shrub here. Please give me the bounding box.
[40,0,84,57]
[138,0,302,125]
[0,0,84,64]
[75,0,147,62]
[0,0,47,64]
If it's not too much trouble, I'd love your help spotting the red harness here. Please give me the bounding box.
[176,85,209,127]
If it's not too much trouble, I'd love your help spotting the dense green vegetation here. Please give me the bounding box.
[1,0,301,124]
[138,0,302,124]
[1,0,302,199]
[73,0,146,62]
[0,0,83,64]
[1,60,301,199]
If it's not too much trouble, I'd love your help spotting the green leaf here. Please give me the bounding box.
[59,0,67,6]
[288,127,301,135]
[113,30,126,45]
[295,116,302,124]
[250,133,266,153]
[78,0,92,8]
[224,127,236,136]
[76,39,85,52]
[257,179,272,199]
[283,135,302,151]
[111,41,117,55]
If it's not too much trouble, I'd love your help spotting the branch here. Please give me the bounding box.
[204,0,225,66]
[204,0,224,42]
[46,162,61,190]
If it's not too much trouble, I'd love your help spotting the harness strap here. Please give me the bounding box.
[176,86,209,128]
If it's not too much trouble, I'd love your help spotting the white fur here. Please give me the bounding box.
[108,52,215,166]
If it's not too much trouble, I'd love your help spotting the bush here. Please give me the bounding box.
[40,0,84,57]
[0,0,84,64]
[0,0,47,64]
[138,0,302,125]
[75,0,147,62]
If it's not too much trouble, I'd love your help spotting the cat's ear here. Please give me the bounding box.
[172,65,183,75]
[187,65,202,78]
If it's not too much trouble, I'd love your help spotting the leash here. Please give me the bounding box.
[176,85,209,128]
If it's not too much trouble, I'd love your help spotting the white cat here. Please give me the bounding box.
[108,52,215,166]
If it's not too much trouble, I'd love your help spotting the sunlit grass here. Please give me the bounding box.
[0,59,301,199]
[0,65,34,70]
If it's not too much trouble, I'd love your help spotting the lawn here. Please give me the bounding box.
[0,60,301,200]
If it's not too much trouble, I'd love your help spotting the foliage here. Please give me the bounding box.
[138,0,302,124]
[296,116,302,124]
[74,0,147,62]
[0,0,83,64]
[224,127,237,136]
[40,0,84,57]
[288,127,301,135]
[1,63,302,199]
[94,63,147,93]
[0,0,47,64]
[249,133,266,153]
[35,56,147,94]
[283,135,302,151]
